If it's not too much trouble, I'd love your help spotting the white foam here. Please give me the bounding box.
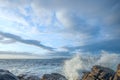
[63,51,120,80]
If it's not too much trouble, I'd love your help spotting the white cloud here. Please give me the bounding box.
[0,0,120,55]
[31,1,53,26]
[0,8,29,26]
[56,47,69,52]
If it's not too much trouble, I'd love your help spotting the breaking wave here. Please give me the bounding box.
[63,51,120,80]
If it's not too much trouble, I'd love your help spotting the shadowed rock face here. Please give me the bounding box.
[113,64,120,80]
[0,69,19,80]
[41,73,67,80]
[17,74,40,80]
[82,65,115,80]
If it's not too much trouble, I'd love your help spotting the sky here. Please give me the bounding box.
[0,0,120,59]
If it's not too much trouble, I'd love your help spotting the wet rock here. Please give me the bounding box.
[41,73,67,80]
[113,64,120,80]
[0,69,19,80]
[82,65,115,80]
[17,74,40,80]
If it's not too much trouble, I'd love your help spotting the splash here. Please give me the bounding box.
[63,51,120,80]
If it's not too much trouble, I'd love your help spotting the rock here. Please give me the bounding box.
[41,73,67,80]
[0,69,19,80]
[17,74,40,80]
[113,64,120,80]
[81,72,91,80]
[82,65,115,80]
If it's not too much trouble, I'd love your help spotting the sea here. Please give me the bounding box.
[0,58,67,77]
[0,51,120,80]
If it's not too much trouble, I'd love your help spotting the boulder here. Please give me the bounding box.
[82,65,115,80]
[41,73,67,80]
[0,69,19,80]
[113,64,120,80]
[17,74,40,80]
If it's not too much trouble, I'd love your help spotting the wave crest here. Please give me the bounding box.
[63,51,120,80]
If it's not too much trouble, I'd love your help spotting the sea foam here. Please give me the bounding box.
[63,51,120,80]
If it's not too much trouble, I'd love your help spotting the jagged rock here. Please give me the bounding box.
[0,69,19,80]
[41,73,67,80]
[17,74,40,80]
[113,64,120,80]
[82,65,115,80]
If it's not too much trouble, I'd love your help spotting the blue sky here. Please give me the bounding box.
[0,0,120,58]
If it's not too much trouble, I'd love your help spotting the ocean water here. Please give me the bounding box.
[0,58,67,77]
[0,51,120,80]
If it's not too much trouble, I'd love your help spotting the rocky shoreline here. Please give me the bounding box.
[0,64,120,80]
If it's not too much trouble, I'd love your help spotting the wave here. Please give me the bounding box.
[63,51,120,80]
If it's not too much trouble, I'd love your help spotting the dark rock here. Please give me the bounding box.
[0,69,19,80]
[41,73,67,80]
[82,65,115,80]
[17,74,40,80]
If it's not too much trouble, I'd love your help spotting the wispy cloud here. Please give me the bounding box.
[64,39,120,53]
[0,31,54,51]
